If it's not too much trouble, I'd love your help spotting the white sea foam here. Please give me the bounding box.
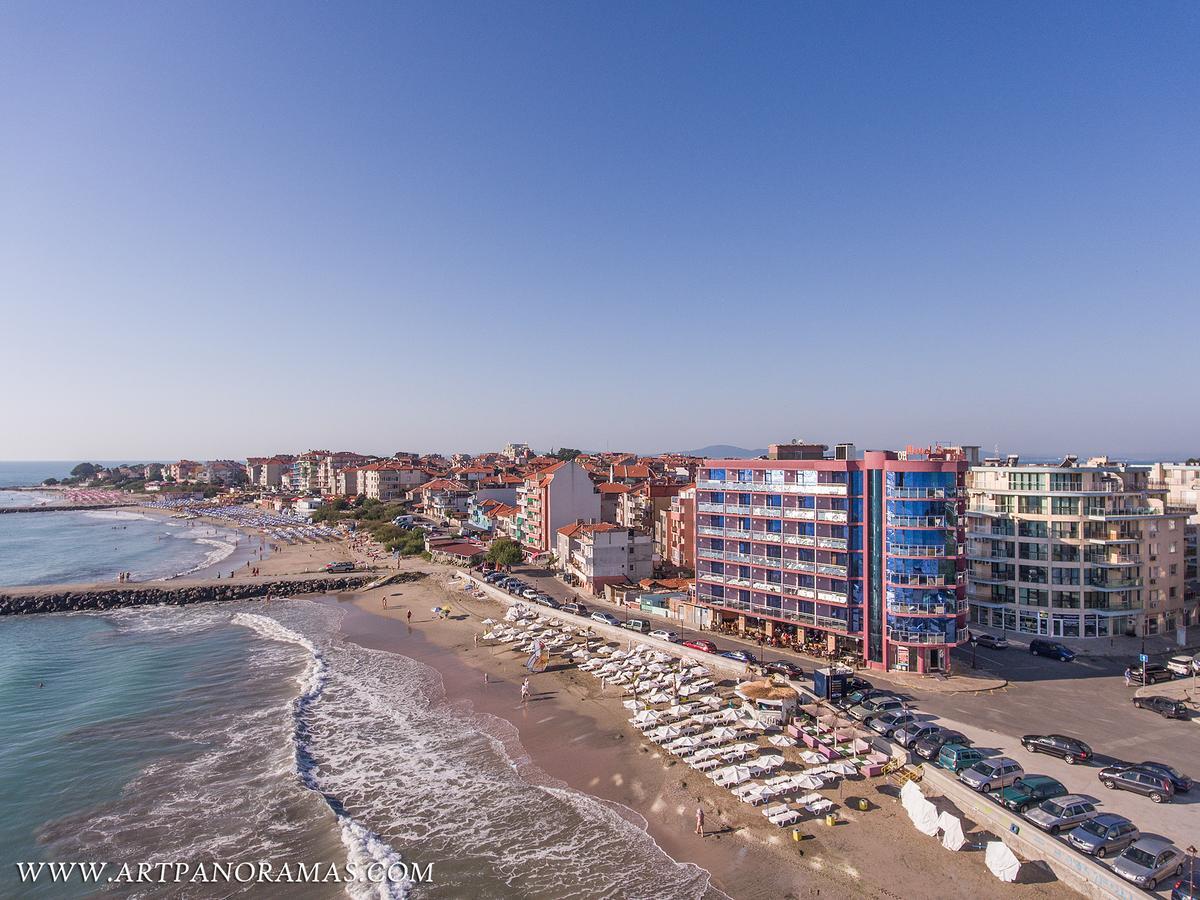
[233,611,409,900]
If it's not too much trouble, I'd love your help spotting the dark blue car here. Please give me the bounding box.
[1030,639,1076,661]
[720,650,759,664]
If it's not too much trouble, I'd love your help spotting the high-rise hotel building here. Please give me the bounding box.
[692,443,970,674]
[965,458,1189,640]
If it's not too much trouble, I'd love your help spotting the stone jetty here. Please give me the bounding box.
[0,575,373,615]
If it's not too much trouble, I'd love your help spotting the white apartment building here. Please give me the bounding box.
[966,458,1189,640]
[556,522,653,594]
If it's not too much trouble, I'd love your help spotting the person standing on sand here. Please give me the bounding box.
[521,678,530,704]
[695,807,705,837]
[406,610,412,625]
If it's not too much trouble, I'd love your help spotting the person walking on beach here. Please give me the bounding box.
[695,807,705,837]
[406,610,412,625]
[521,677,530,705]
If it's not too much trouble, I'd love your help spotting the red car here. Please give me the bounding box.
[683,639,718,653]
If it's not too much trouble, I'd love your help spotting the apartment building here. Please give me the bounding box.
[656,484,695,572]
[358,463,428,501]
[693,445,969,675]
[617,481,684,541]
[514,460,601,555]
[966,458,1190,640]
[556,522,653,594]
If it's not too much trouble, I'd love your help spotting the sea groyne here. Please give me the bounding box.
[0,503,139,514]
[0,575,373,615]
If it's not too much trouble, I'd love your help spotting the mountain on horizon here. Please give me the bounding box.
[675,444,768,458]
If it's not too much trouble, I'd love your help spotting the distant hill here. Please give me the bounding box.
[676,444,768,458]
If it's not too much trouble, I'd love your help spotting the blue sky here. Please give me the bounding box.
[1,2,1197,460]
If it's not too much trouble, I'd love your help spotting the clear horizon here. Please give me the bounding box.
[2,3,1197,460]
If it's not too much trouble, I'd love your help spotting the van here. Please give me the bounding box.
[959,756,1024,792]
[937,744,983,773]
[622,619,650,634]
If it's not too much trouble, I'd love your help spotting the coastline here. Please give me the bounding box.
[330,564,1075,900]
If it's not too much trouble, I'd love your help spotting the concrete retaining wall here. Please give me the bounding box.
[921,765,1145,900]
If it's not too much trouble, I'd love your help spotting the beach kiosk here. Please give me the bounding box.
[734,679,799,727]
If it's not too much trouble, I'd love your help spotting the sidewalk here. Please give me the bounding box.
[874,668,1007,695]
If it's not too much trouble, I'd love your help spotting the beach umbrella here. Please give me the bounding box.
[825,761,857,776]
[799,750,825,766]
[652,726,683,743]
[791,773,826,791]
[668,735,703,752]
[768,734,793,748]
[647,690,674,704]
[709,726,739,744]
[632,710,660,727]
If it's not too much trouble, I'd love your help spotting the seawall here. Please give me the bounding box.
[0,575,372,616]
[0,503,139,514]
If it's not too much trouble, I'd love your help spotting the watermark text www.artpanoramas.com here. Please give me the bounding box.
[15,860,433,887]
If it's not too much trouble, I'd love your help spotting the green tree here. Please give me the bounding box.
[486,537,524,569]
[42,477,59,485]
[553,448,581,461]
[146,463,163,481]
[71,462,98,479]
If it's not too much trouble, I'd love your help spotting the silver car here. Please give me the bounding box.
[848,695,903,722]
[1111,837,1186,891]
[959,757,1024,792]
[1023,794,1097,835]
[1065,813,1139,859]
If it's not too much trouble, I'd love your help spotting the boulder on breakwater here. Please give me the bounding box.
[0,576,372,616]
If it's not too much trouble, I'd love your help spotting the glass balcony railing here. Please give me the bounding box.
[890,544,949,557]
[888,487,958,499]
[887,515,951,528]
[888,629,956,645]
[698,480,847,496]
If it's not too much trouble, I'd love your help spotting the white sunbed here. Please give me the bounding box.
[768,807,802,827]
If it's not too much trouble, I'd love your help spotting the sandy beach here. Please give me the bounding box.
[330,560,1076,900]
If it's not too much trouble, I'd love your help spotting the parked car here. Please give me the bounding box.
[1020,734,1093,764]
[842,675,872,694]
[536,596,562,610]
[836,688,889,710]
[561,602,589,617]
[1023,793,1097,834]
[974,633,1009,649]
[1132,695,1189,719]
[521,588,541,601]
[848,695,903,723]
[1066,813,1140,858]
[1172,872,1200,900]
[868,710,918,738]
[484,572,506,583]
[682,639,718,653]
[1029,639,1076,661]
[936,744,984,774]
[590,612,620,627]
[995,775,1067,813]
[959,757,1024,792]
[649,629,680,643]
[622,619,650,634]
[894,722,943,749]
[1166,655,1198,677]
[324,561,355,573]
[1129,662,1175,684]
[720,649,759,664]
[1112,837,1186,891]
[914,729,969,761]
[1098,765,1176,803]
[1129,761,1192,794]
[763,661,804,679]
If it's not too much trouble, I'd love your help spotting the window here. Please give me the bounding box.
[1049,473,1082,492]
[1018,495,1044,514]
[1009,472,1046,491]
[1050,497,1077,516]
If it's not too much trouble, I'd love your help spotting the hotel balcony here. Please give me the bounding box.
[886,573,956,588]
[969,572,1013,586]
[888,629,957,645]
[889,544,949,558]
[887,600,960,616]
[888,487,958,500]
[1086,554,1142,568]
[1085,507,1158,520]
[698,480,848,496]
[1086,577,1144,591]
[887,515,951,528]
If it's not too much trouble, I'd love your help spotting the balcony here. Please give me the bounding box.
[889,487,958,499]
[817,536,849,550]
[817,509,849,523]
[697,480,848,496]
[1085,507,1158,520]
[1087,554,1142,568]
[783,508,815,521]
[749,531,782,544]
[1086,578,1144,591]
[890,544,948,558]
[697,526,724,538]
[696,548,725,561]
[888,600,960,616]
[888,629,956,645]
[887,515,950,528]
[886,573,955,588]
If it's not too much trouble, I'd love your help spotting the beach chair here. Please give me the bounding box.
[769,807,802,827]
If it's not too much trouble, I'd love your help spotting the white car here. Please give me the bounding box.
[1165,655,1198,677]
[649,629,680,643]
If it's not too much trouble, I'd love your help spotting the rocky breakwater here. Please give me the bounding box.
[0,575,372,616]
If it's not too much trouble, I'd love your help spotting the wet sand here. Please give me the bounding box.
[333,563,1076,900]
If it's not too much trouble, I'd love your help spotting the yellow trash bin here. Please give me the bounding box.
[824,813,836,827]
[857,798,869,812]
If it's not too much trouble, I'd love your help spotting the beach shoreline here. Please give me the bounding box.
[330,563,1076,900]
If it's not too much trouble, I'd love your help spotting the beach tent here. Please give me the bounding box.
[900,781,940,836]
[984,842,1020,882]
[937,811,966,851]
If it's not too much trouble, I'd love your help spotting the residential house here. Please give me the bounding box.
[556,521,653,594]
[515,460,601,555]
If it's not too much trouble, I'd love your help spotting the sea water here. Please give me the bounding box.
[0,506,241,586]
[0,600,719,899]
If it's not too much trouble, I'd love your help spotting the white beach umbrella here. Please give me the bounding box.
[825,761,857,776]
[708,726,739,744]
[791,773,826,791]
[652,726,682,743]
[768,734,793,748]
[799,750,825,766]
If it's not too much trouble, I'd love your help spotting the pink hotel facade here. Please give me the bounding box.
[692,447,970,674]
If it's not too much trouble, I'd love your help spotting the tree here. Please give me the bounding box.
[71,462,98,479]
[553,448,581,461]
[486,537,524,569]
[42,477,59,485]
[146,463,163,481]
